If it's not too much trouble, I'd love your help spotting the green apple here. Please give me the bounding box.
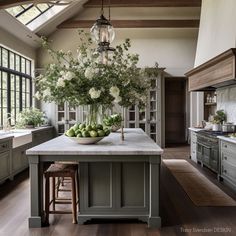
[105,129,111,136]
[66,128,75,137]
[73,124,80,131]
[90,130,98,137]
[98,130,105,137]
[96,124,103,130]
[82,130,90,137]
[75,129,82,136]
[77,133,82,138]
[91,124,97,131]
[79,123,86,130]
[86,125,92,131]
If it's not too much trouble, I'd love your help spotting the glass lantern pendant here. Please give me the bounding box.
[90,0,115,48]
[91,14,115,46]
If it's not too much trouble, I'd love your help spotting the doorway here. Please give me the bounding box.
[165,77,187,146]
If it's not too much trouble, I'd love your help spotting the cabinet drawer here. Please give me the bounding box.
[221,141,236,155]
[222,161,236,184]
[0,141,9,153]
[222,151,236,166]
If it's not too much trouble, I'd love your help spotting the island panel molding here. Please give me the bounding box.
[185,48,236,91]
[26,129,163,228]
[58,19,200,29]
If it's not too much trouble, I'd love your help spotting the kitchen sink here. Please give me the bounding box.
[0,130,32,148]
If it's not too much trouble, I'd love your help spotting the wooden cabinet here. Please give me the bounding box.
[124,69,164,146]
[220,140,236,190]
[0,139,12,183]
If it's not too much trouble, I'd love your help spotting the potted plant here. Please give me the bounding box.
[212,110,226,131]
[103,114,123,132]
[16,108,44,128]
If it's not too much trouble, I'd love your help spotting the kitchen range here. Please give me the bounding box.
[196,131,231,174]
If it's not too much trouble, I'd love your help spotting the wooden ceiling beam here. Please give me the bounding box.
[84,0,202,8]
[58,19,200,29]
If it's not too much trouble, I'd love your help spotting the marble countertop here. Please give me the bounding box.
[26,128,163,156]
[217,136,236,144]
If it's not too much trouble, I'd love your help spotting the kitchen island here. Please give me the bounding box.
[26,128,163,228]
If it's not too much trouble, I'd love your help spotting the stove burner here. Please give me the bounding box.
[198,130,232,137]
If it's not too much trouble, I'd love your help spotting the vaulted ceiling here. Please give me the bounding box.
[0,0,201,47]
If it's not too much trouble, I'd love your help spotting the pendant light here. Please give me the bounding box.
[90,0,115,54]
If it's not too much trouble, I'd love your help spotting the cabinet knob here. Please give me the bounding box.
[1,144,6,148]
[224,145,227,148]
[224,169,227,173]
[224,156,227,160]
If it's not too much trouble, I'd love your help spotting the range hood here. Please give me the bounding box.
[185,48,236,91]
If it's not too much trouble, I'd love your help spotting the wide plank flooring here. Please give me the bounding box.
[0,145,236,236]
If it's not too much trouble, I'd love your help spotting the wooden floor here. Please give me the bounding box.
[1,145,236,236]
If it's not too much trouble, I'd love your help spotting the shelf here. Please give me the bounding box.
[205,102,217,106]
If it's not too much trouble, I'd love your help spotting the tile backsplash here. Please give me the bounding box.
[217,85,236,124]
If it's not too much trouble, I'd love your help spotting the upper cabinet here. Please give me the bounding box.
[185,48,236,91]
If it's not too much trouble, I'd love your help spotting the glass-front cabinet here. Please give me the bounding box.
[124,68,164,146]
[56,102,78,135]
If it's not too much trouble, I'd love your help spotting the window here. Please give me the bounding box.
[6,4,52,25]
[0,46,33,127]
[5,2,68,31]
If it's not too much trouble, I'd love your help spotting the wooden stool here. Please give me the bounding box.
[44,163,79,225]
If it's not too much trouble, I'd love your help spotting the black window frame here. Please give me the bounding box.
[0,46,33,127]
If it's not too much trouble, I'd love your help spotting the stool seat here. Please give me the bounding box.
[45,164,77,176]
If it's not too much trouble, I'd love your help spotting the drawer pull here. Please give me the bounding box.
[224,169,227,173]
[224,144,227,148]
[224,156,227,160]
[1,144,7,148]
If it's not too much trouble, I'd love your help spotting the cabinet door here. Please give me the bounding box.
[210,148,219,172]
[0,151,10,180]
[12,147,22,172]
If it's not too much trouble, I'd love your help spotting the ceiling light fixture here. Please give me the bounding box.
[90,0,115,63]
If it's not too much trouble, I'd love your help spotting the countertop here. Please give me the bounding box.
[26,128,163,156]
[217,136,236,144]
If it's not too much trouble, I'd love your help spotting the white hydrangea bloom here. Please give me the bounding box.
[89,88,101,99]
[109,86,120,97]
[57,77,65,87]
[64,71,75,81]
[85,67,94,80]
[114,95,122,103]
[50,64,56,70]
[43,88,51,97]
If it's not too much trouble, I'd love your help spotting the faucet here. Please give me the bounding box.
[3,114,13,132]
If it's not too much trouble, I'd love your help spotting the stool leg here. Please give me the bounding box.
[76,170,79,209]
[71,176,77,224]
[45,176,50,225]
[52,177,56,211]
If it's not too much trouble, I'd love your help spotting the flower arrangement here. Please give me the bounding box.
[35,31,150,104]
[35,31,153,124]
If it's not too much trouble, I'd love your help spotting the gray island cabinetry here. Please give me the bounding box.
[26,128,163,228]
